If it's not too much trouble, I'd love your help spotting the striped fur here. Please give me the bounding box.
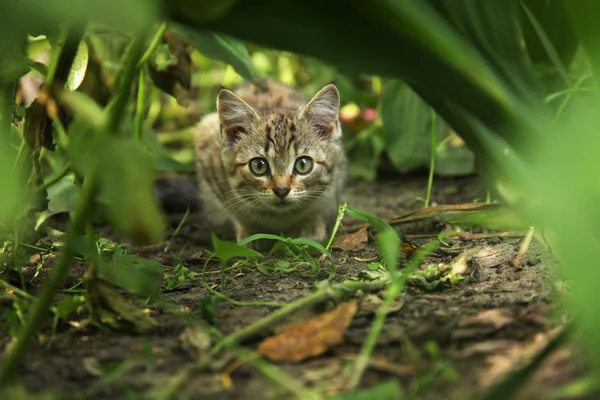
[194,78,346,250]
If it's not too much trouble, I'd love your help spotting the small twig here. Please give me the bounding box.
[163,206,190,253]
[211,279,388,355]
[346,238,441,390]
[512,226,535,269]
[425,108,437,208]
[199,279,285,308]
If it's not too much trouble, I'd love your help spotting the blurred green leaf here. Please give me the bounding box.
[170,24,260,81]
[46,174,79,214]
[381,80,444,173]
[1,0,157,37]
[96,137,165,245]
[59,91,106,128]
[0,39,29,84]
[290,237,330,254]
[435,144,475,177]
[0,144,26,231]
[97,254,164,297]
[327,379,402,400]
[520,0,578,71]
[345,125,385,181]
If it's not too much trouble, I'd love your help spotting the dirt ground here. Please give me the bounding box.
[6,174,584,400]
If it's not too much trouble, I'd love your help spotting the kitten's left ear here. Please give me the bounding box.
[300,84,341,139]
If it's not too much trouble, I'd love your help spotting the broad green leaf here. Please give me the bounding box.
[1,0,157,36]
[0,40,29,84]
[346,206,400,273]
[381,80,444,173]
[213,234,263,260]
[345,206,394,233]
[97,254,164,297]
[435,143,475,177]
[520,0,578,72]
[96,137,165,245]
[290,238,330,255]
[170,24,259,81]
[345,125,385,181]
[0,143,26,230]
[59,91,106,128]
[236,233,286,247]
[46,174,79,214]
[154,152,195,173]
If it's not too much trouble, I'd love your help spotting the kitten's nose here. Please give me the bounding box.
[272,187,291,199]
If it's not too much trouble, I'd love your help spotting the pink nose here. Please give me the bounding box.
[272,187,290,198]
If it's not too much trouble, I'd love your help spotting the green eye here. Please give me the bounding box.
[249,157,269,176]
[294,156,314,175]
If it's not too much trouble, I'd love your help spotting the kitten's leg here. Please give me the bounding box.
[235,223,274,252]
[298,214,327,243]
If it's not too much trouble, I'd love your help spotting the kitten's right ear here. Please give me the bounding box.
[217,89,259,142]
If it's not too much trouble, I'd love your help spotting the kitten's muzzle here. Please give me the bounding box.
[272,187,291,199]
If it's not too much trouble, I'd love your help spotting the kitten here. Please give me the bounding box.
[194,78,346,250]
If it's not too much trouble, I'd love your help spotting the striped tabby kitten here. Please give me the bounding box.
[194,78,346,250]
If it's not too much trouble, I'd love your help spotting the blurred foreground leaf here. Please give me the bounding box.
[170,24,260,82]
[97,254,164,297]
[381,80,444,173]
[96,138,165,245]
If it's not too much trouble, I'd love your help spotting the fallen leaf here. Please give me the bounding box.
[401,238,418,257]
[332,227,368,252]
[258,300,358,363]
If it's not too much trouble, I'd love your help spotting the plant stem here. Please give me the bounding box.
[227,346,323,400]
[325,202,347,251]
[36,163,71,193]
[0,174,99,384]
[135,68,146,141]
[211,279,388,354]
[107,33,149,133]
[44,27,70,90]
[199,279,285,308]
[425,108,438,208]
[347,238,441,390]
[138,22,167,68]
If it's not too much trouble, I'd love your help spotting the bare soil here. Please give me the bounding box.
[4,174,584,400]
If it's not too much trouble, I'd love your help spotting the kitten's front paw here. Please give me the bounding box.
[299,217,327,244]
[243,238,274,253]
[236,225,273,253]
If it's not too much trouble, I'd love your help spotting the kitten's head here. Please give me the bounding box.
[217,83,343,213]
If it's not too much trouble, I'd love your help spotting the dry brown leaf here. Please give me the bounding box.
[258,300,358,363]
[331,227,368,252]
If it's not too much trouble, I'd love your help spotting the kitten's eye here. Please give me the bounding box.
[294,156,314,175]
[249,158,269,176]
